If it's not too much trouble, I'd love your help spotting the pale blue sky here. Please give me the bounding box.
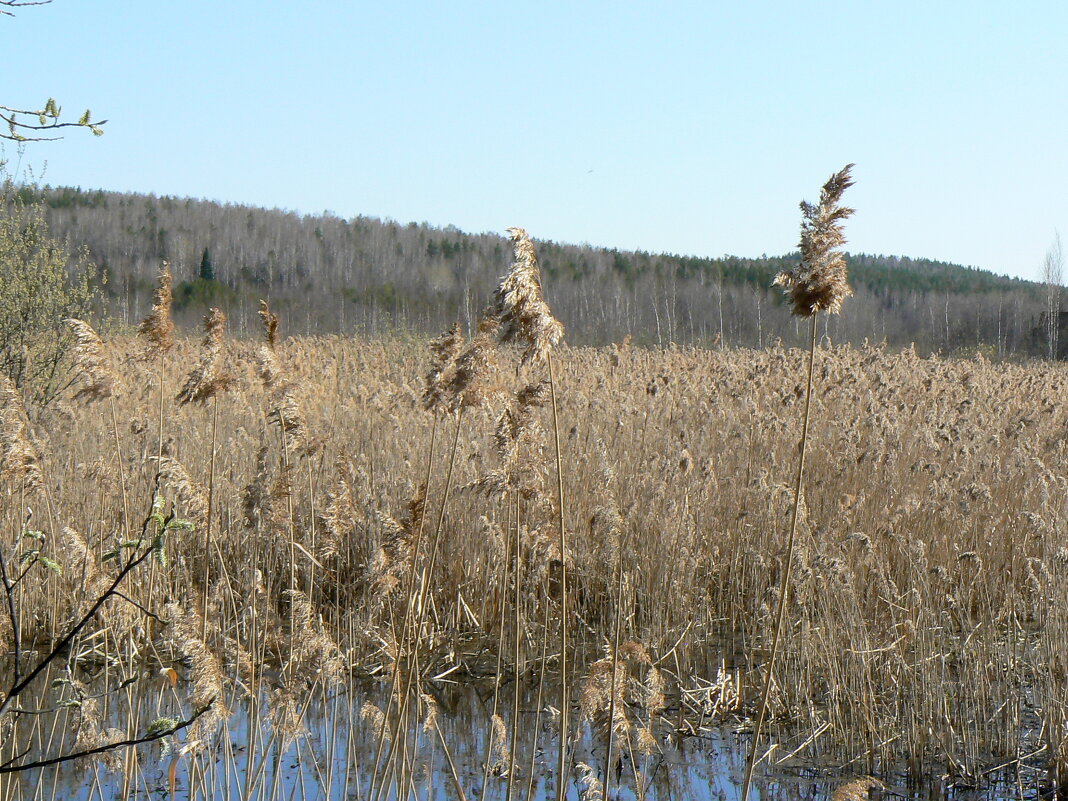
[4,1,1066,280]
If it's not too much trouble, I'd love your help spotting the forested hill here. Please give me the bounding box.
[22,185,1048,356]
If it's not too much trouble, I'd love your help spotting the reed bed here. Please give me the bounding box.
[5,324,1068,797]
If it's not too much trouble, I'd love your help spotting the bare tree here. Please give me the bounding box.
[1044,231,1063,360]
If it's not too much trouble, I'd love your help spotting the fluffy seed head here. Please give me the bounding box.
[176,308,236,405]
[154,456,208,526]
[447,315,501,409]
[138,262,175,356]
[493,227,564,364]
[66,318,117,403]
[0,374,41,491]
[773,164,855,316]
[259,300,279,349]
[423,322,465,413]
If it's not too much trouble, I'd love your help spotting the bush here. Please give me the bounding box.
[0,192,100,406]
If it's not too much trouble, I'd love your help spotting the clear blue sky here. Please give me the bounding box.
[4,1,1066,281]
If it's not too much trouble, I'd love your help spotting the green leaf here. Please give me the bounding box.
[147,717,179,737]
[38,556,62,575]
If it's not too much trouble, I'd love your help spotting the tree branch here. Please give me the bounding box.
[0,700,214,774]
[0,496,164,719]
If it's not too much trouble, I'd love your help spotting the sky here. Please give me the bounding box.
[3,1,1066,281]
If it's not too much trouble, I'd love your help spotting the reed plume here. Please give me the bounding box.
[137,262,175,357]
[256,306,310,455]
[493,228,564,365]
[423,322,465,413]
[576,763,604,801]
[59,526,113,620]
[446,316,504,410]
[154,456,208,527]
[65,318,117,403]
[830,777,884,801]
[0,374,41,491]
[175,308,235,405]
[162,602,229,752]
[773,164,855,316]
[258,300,279,349]
[68,678,125,773]
[742,164,855,801]
[282,589,344,687]
[491,227,571,797]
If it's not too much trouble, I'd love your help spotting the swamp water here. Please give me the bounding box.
[3,681,1051,801]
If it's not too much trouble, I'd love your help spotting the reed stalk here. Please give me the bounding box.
[505,489,522,801]
[548,351,570,800]
[741,313,817,801]
[741,164,854,801]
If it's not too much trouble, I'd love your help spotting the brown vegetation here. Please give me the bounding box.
[5,322,1068,795]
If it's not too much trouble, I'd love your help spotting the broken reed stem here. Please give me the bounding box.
[365,420,435,801]
[200,394,219,642]
[741,314,818,801]
[368,420,439,800]
[548,351,570,800]
[372,411,463,801]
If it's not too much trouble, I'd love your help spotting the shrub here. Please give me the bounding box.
[0,192,100,406]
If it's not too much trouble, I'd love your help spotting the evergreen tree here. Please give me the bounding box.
[199,247,215,282]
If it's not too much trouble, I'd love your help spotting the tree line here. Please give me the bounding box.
[18,184,1053,357]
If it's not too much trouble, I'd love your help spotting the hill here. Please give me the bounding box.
[17,185,1048,356]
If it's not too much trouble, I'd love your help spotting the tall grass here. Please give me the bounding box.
[4,263,1068,795]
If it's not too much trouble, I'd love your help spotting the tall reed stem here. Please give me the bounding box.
[505,489,522,801]
[547,352,570,800]
[108,396,130,539]
[741,314,818,801]
[604,530,626,796]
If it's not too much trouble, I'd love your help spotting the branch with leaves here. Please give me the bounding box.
[1,1,106,139]
[0,489,191,773]
[0,700,215,774]
[1,99,105,142]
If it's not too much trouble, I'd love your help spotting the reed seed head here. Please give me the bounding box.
[66,318,117,403]
[493,227,564,364]
[176,308,236,405]
[0,374,41,491]
[445,315,502,411]
[154,456,208,526]
[259,299,279,349]
[138,261,175,356]
[773,163,855,316]
[423,322,465,413]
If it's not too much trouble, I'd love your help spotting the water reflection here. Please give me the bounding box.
[7,680,1051,800]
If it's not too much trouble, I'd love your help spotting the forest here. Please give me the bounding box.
[18,184,1052,357]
